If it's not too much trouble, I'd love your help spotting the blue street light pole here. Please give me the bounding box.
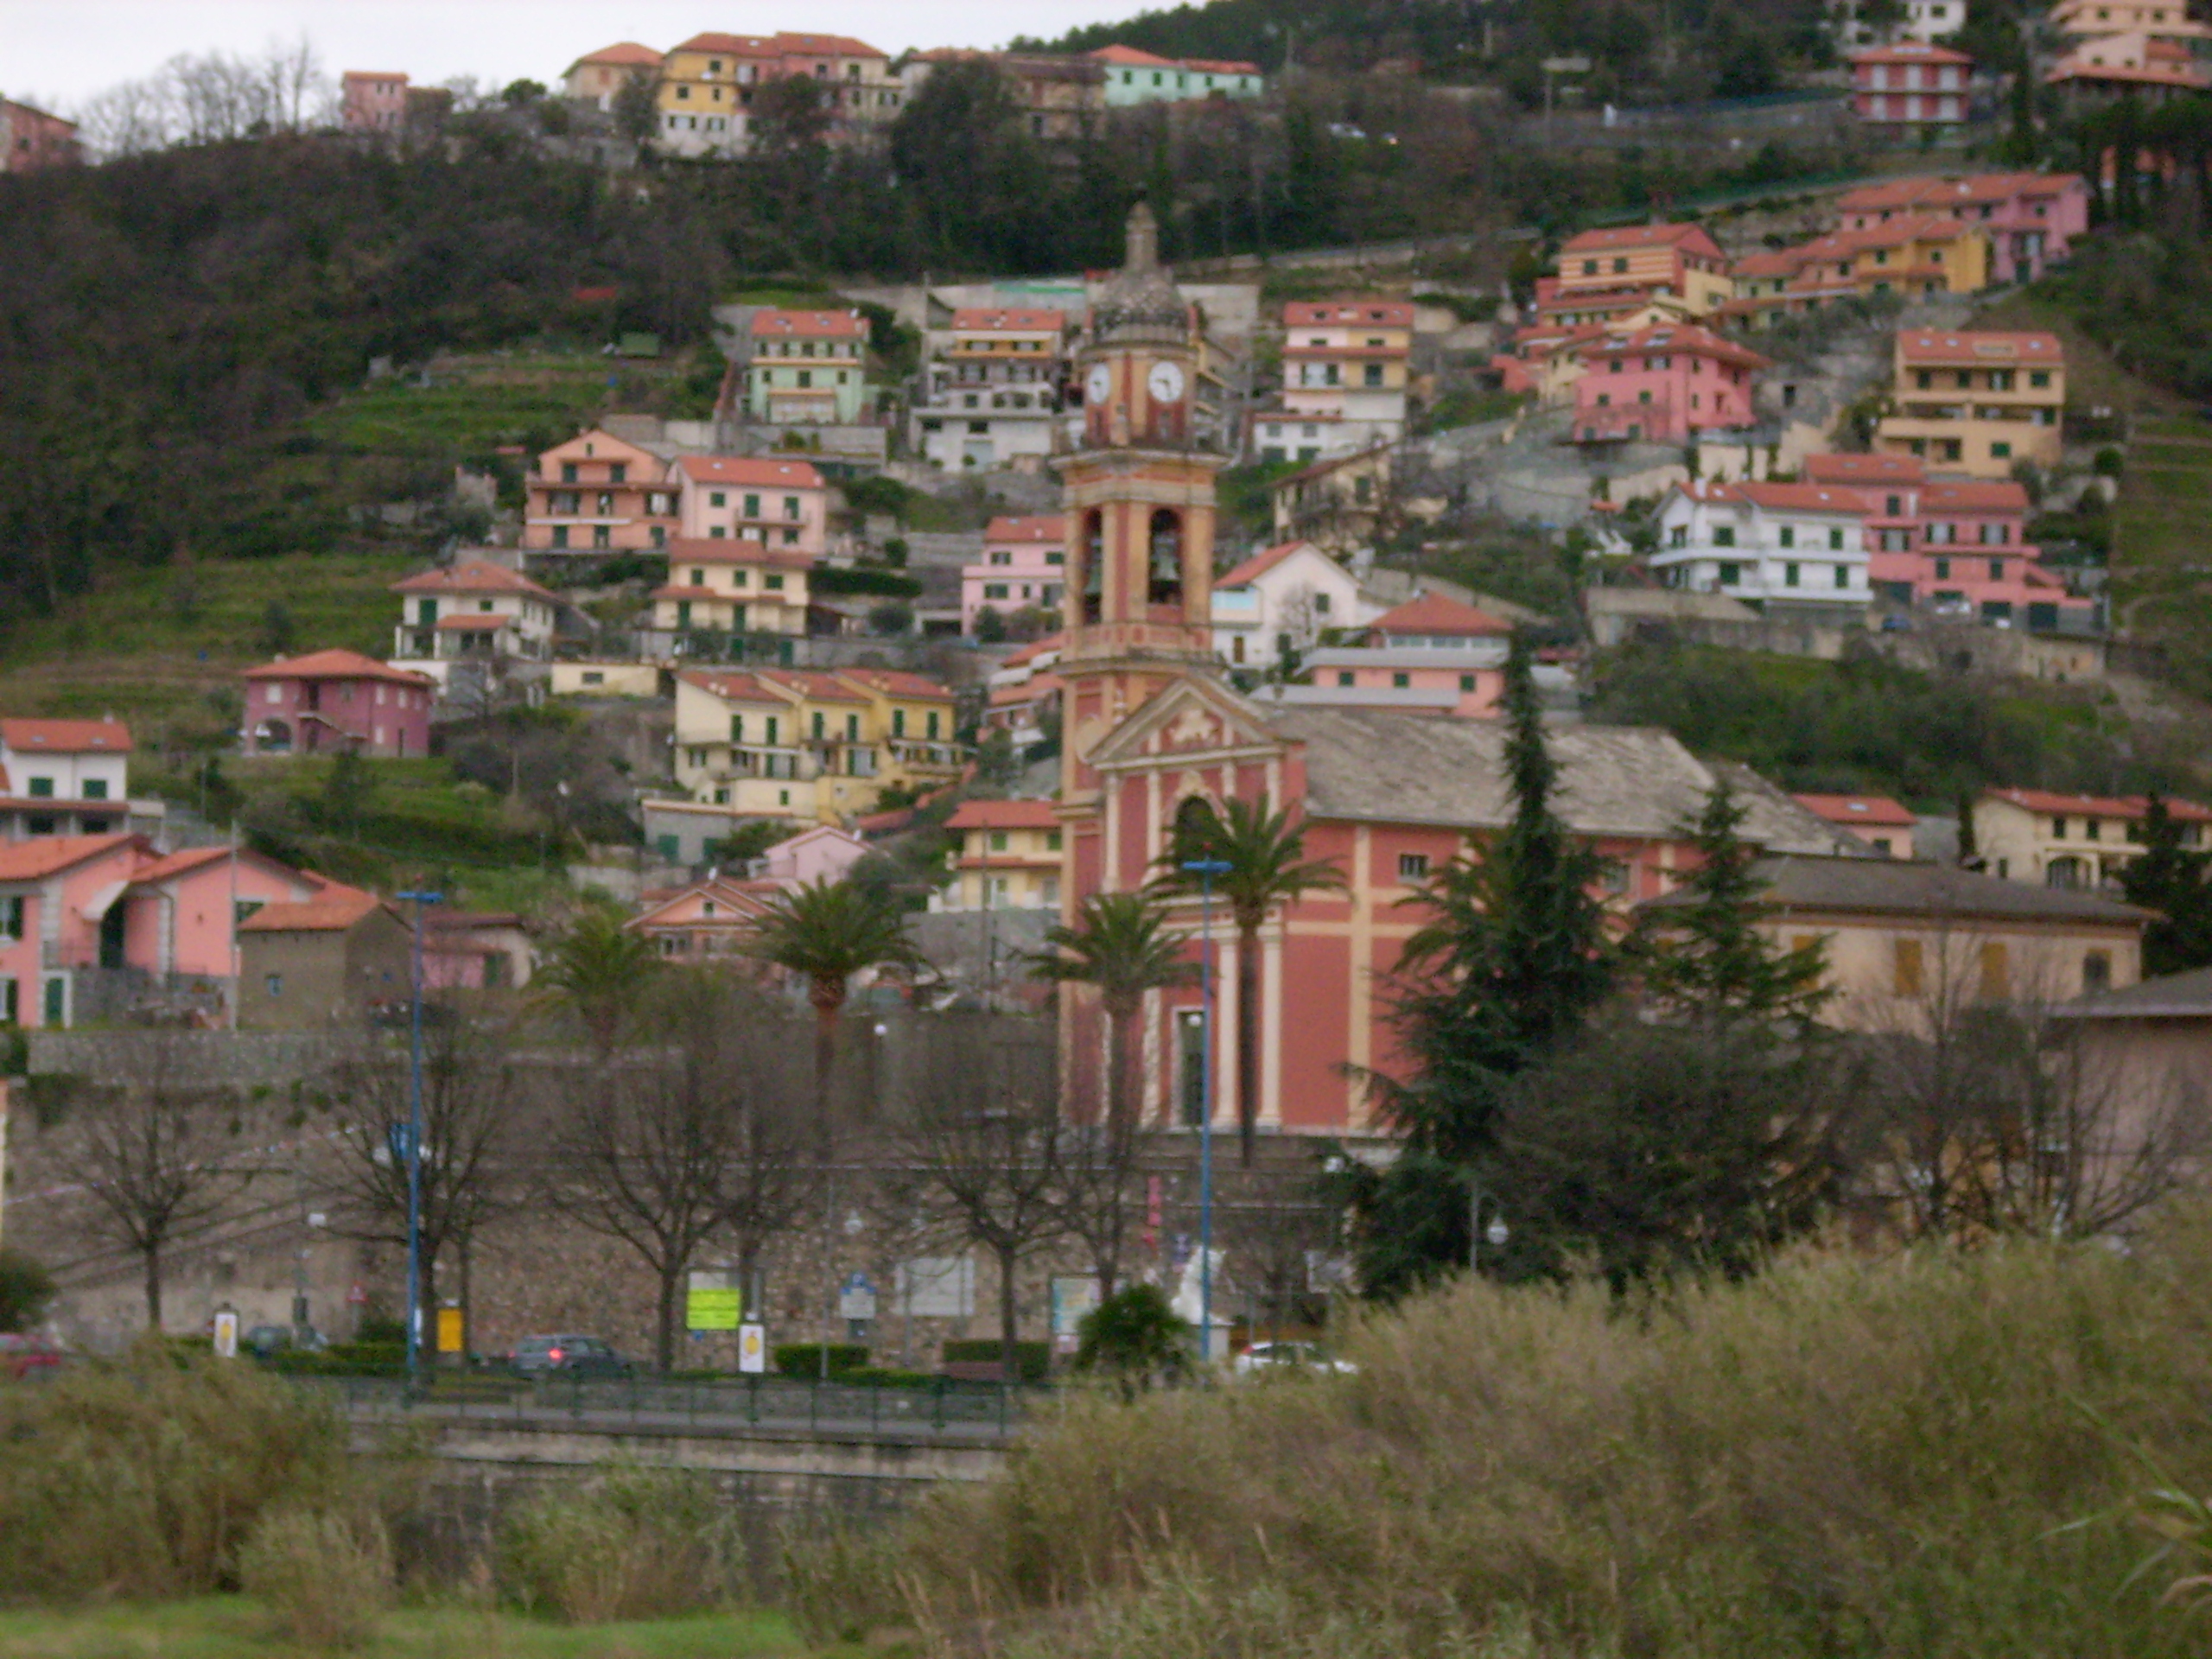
[397,890,442,1389]
[1182,857,1231,1365]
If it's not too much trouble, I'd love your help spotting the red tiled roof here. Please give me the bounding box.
[1184,57,1261,74]
[1838,172,2083,213]
[0,834,138,881]
[0,718,131,755]
[953,308,1067,332]
[984,515,1066,543]
[1793,793,1918,829]
[569,41,662,68]
[1090,44,1179,67]
[678,670,780,702]
[754,669,868,704]
[242,650,435,688]
[238,890,388,933]
[1369,592,1514,638]
[988,671,1064,706]
[747,309,867,340]
[1896,328,2064,365]
[1560,222,1725,258]
[1851,41,1974,64]
[1729,481,1871,513]
[673,33,779,56]
[1218,540,1320,588]
[390,559,557,601]
[774,32,887,59]
[1986,789,2212,823]
[1922,480,2031,512]
[1001,634,1064,669]
[672,455,825,488]
[1806,454,1927,486]
[1573,321,1770,372]
[1284,299,1417,327]
[836,669,956,702]
[946,799,1061,830]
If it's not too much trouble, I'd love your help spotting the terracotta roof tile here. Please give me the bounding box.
[241,650,435,688]
[390,559,557,601]
[0,718,131,754]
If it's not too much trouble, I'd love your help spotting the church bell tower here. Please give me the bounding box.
[1054,203,1225,850]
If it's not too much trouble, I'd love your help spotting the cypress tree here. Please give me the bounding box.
[2119,794,2212,977]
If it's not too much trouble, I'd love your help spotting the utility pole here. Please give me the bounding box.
[397,889,442,1389]
[1183,856,1231,1364]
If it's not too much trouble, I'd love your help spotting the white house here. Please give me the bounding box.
[391,558,563,688]
[0,719,131,808]
[1651,480,1872,612]
[1209,539,1379,671]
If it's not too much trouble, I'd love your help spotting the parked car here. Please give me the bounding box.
[1230,1340,1355,1378]
[509,1334,633,1378]
[242,1324,327,1359]
[0,1333,64,1381]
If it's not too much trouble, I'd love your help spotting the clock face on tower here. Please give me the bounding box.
[1085,363,1112,406]
[1147,360,1185,404]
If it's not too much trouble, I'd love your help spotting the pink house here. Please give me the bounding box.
[1835,173,2092,284]
[759,824,870,887]
[1851,42,1975,128]
[0,836,145,1027]
[1299,593,1516,716]
[242,650,436,758]
[118,845,328,985]
[963,515,1067,633]
[1571,323,1768,447]
[340,72,409,133]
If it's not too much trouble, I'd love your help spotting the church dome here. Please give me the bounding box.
[1092,203,1188,347]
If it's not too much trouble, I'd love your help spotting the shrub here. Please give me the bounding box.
[238,1507,393,1648]
[1075,1286,1190,1392]
[797,1217,2212,1656]
[0,1344,351,1603]
[499,1464,738,1622]
[941,1338,1050,1383]
[774,1343,869,1378]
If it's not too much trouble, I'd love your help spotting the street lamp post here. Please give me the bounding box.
[397,889,442,1390]
[1182,857,1231,1365]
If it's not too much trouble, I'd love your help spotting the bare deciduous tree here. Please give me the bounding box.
[546,977,816,1371]
[50,1033,259,1328]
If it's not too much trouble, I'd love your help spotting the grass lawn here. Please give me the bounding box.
[0,1598,851,1659]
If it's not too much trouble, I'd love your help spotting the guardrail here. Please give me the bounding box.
[304,1371,1042,1438]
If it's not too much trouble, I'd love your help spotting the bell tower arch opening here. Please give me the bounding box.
[1147,509,1184,612]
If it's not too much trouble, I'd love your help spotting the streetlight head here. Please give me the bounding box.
[1485,1218,1510,1248]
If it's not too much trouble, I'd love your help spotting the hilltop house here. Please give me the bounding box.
[523,429,677,554]
[1089,45,1262,105]
[391,560,563,685]
[562,41,663,108]
[1974,790,2212,890]
[1876,329,2065,479]
[1569,322,1767,446]
[963,516,1066,634]
[1850,42,1976,130]
[1834,173,2091,284]
[746,308,873,426]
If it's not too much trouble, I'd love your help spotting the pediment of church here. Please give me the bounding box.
[1085,672,1284,772]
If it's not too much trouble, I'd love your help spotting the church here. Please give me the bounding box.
[1050,209,1862,1139]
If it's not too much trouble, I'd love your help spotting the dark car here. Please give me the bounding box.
[510,1333,632,1377]
[0,1334,64,1380]
[242,1324,327,1359]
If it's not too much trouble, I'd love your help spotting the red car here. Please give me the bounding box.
[0,1334,63,1380]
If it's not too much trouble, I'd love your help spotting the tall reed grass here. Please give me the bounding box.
[798,1212,2212,1656]
[499,1464,744,1622]
[0,1344,352,1604]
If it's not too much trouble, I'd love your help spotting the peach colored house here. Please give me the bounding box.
[627,876,788,963]
[1295,592,1516,716]
[1540,223,1733,326]
[119,846,327,985]
[1792,794,1919,859]
[671,455,827,551]
[563,42,663,109]
[524,429,677,553]
[1834,173,2091,284]
[963,515,1067,633]
[0,836,143,1027]
[242,650,436,758]
[340,73,409,134]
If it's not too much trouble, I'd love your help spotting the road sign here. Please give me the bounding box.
[687,1268,743,1332]
[435,1306,465,1353]
[737,1323,767,1374]
[838,1271,878,1322]
[212,1310,239,1359]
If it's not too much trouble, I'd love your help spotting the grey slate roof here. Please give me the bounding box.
[2058,965,2212,1019]
[1641,854,2152,926]
[1262,706,1862,854]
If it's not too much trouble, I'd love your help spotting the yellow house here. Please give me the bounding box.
[1877,329,2065,479]
[1972,788,2212,890]
[657,32,779,156]
[1727,217,1991,327]
[671,668,964,823]
[653,539,812,638]
[1543,223,1734,321]
[937,799,1063,911]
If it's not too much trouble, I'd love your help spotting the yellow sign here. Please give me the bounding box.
[738,1323,766,1375]
[688,1269,742,1332]
[436,1306,465,1353]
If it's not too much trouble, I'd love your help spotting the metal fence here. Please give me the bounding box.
[306,1370,1041,1438]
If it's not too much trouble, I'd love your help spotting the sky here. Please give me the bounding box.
[1,0,1160,110]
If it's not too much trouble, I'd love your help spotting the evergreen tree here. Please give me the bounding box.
[1632,782,1829,1031]
[2120,794,2212,977]
[1339,632,1614,1298]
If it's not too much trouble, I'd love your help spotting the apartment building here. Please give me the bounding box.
[746,308,872,426]
[1876,329,2064,479]
[653,542,813,638]
[1974,789,2212,890]
[2047,31,2212,103]
[1851,42,1976,127]
[1569,322,1767,446]
[937,800,1063,912]
[1727,216,1991,327]
[523,428,677,553]
[1267,298,1414,461]
[670,455,827,550]
[2051,0,2212,44]
[1298,593,1516,717]
[913,308,1071,468]
[1652,479,1873,612]
[656,31,900,155]
[1834,173,2091,284]
[1090,46,1263,105]
[962,515,1066,633]
[1537,222,1733,327]
[671,668,962,823]
[899,50,1107,137]
[1,99,79,172]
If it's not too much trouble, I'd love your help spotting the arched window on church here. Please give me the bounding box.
[1147,508,1184,610]
[1081,509,1104,626]
[1170,793,1220,862]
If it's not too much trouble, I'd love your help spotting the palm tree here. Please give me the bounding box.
[537,909,661,1055]
[1155,797,1345,1166]
[1034,892,1196,1135]
[749,877,924,1127]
